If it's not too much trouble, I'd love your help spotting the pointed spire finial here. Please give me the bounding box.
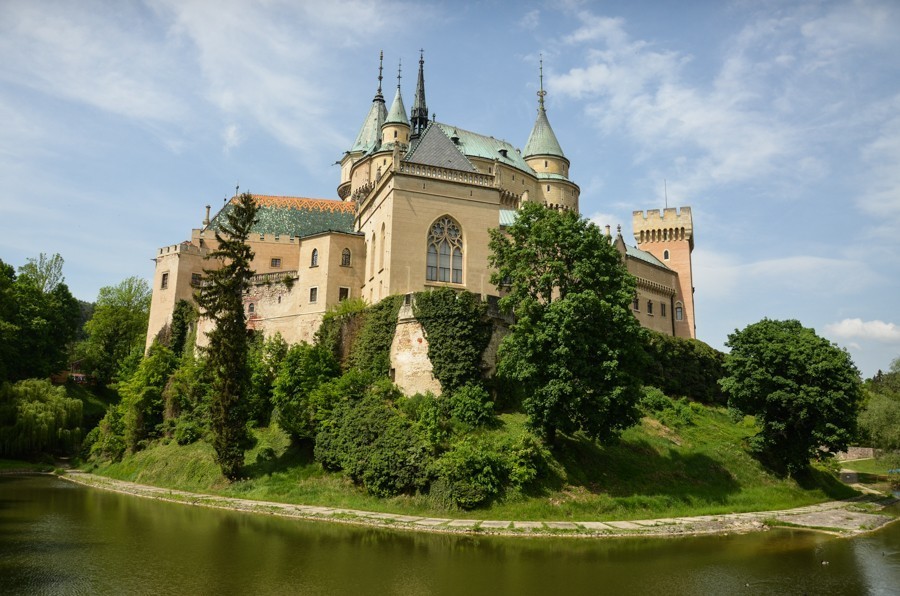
[397,58,402,88]
[411,49,429,137]
[378,50,384,95]
[538,54,547,110]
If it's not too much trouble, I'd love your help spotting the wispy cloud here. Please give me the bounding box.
[824,318,900,342]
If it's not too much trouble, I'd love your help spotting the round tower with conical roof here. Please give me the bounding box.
[382,60,410,150]
[523,58,579,211]
[339,52,388,199]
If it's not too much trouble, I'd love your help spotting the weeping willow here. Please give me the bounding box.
[0,379,83,457]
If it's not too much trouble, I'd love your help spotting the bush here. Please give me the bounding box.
[429,437,506,509]
[173,418,202,446]
[271,343,340,440]
[641,332,726,403]
[314,391,430,497]
[448,383,494,427]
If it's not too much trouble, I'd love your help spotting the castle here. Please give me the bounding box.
[146,53,696,390]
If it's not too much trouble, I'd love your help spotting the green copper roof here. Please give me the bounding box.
[209,195,355,238]
[624,244,669,269]
[499,209,517,226]
[434,122,533,174]
[385,86,409,126]
[405,122,476,171]
[524,106,565,159]
[350,97,387,154]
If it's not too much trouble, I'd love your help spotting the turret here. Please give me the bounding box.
[410,50,429,138]
[339,52,388,198]
[382,60,410,149]
[523,58,578,211]
[632,207,696,338]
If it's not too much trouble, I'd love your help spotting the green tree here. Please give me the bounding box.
[858,393,900,454]
[195,192,258,479]
[76,276,152,384]
[119,342,177,451]
[488,202,645,445]
[246,332,288,426]
[720,318,862,475]
[17,252,65,294]
[0,379,83,457]
[5,256,80,381]
[168,299,197,358]
[271,342,339,440]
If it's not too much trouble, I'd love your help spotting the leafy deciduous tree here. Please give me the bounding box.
[271,342,339,439]
[195,192,258,479]
[488,202,645,445]
[720,318,862,475]
[76,276,151,384]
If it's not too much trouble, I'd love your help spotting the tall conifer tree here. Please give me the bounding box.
[196,192,258,479]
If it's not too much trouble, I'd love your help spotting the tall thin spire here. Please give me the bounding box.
[385,57,410,127]
[376,50,384,101]
[524,55,566,159]
[411,49,429,137]
[349,51,388,153]
[538,54,547,110]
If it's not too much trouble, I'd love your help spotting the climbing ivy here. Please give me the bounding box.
[348,295,403,378]
[413,289,492,394]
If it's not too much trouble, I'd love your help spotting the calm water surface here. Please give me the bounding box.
[1,475,898,595]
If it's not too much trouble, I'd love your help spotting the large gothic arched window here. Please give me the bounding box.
[426,216,463,283]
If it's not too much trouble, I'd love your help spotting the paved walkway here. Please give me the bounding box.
[60,471,898,539]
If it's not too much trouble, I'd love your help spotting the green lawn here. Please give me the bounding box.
[85,402,859,522]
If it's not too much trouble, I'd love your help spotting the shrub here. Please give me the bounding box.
[429,437,506,509]
[448,383,494,427]
[271,343,340,440]
[641,331,726,403]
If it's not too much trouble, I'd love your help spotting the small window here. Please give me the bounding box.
[341,248,351,267]
[394,130,397,138]
[309,287,318,303]
[161,272,169,290]
[339,287,350,301]
[310,248,318,267]
[248,303,255,314]
[663,249,670,261]
[271,258,282,268]
[544,160,548,167]
[632,296,639,311]
[647,300,653,315]
[661,303,667,318]
[547,184,550,192]
[675,303,684,321]
[190,273,201,287]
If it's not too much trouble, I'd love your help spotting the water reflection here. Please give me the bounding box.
[0,475,897,595]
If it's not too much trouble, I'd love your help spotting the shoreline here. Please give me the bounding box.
[55,470,899,539]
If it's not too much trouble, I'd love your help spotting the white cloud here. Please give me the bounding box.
[519,9,540,30]
[222,124,243,154]
[587,211,618,234]
[824,318,900,342]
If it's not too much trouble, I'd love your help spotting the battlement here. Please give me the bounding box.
[632,206,693,247]
[156,241,208,258]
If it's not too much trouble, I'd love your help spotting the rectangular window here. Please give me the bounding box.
[632,296,639,311]
[661,303,667,318]
[271,258,282,268]
[161,272,169,290]
[309,287,318,303]
[647,301,653,315]
[338,287,350,302]
[190,273,201,287]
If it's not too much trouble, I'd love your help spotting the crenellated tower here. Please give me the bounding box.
[632,207,695,338]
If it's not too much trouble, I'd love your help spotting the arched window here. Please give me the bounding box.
[675,302,684,321]
[248,303,255,314]
[426,216,463,283]
[370,232,376,278]
[341,248,351,267]
[663,249,670,260]
[310,248,318,267]
[379,223,386,272]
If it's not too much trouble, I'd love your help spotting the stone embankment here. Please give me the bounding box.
[61,471,897,539]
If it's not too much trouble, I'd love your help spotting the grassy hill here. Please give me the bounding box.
[84,399,856,521]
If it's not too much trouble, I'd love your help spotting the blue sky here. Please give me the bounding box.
[1,0,899,377]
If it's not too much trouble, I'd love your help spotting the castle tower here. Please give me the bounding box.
[523,58,579,211]
[632,207,696,339]
[410,50,429,138]
[382,60,410,149]
[339,52,388,199]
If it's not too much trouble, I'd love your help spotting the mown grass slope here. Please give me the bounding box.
[85,400,857,521]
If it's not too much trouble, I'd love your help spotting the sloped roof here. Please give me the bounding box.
[385,87,409,126]
[350,97,387,154]
[524,107,565,159]
[434,122,533,173]
[624,244,669,269]
[208,195,355,238]
[404,122,477,171]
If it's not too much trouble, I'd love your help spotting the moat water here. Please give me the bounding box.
[1,475,898,595]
